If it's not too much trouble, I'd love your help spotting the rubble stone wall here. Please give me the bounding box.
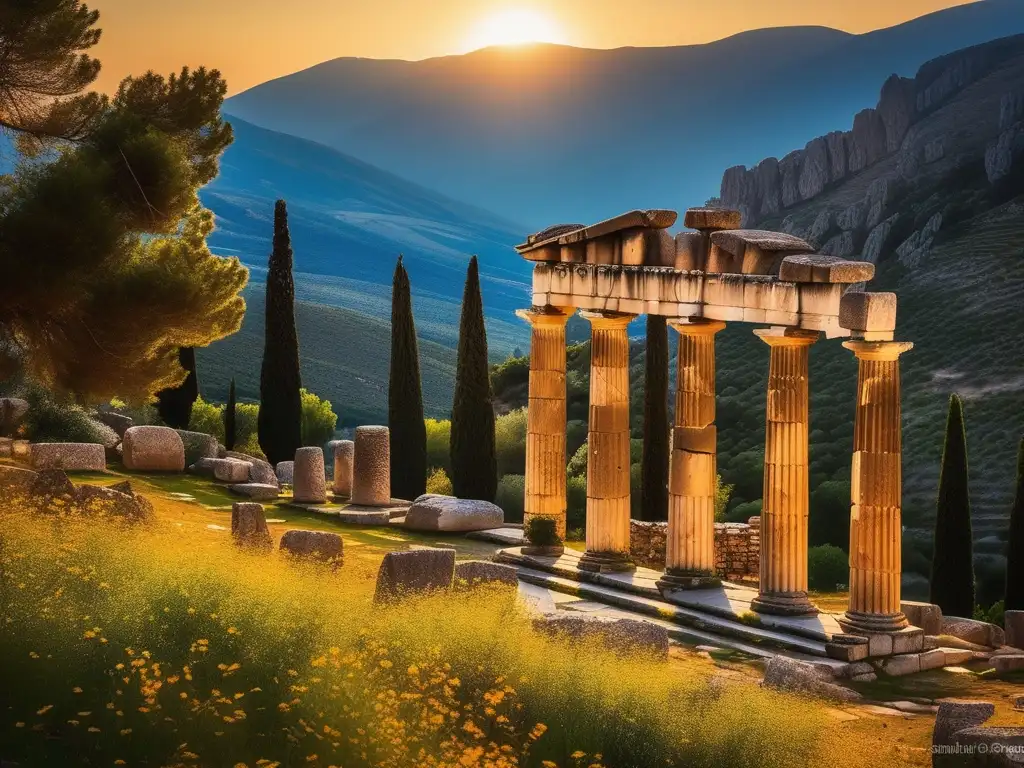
[630,517,760,583]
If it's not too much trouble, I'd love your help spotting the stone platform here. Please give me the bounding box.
[285,501,409,526]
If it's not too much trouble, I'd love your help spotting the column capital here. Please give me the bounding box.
[579,310,635,329]
[753,327,820,348]
[843,340,914,361]
[668,319,726,336]
[516,305,574,326]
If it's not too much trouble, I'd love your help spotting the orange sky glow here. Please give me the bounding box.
[89,0,979,94]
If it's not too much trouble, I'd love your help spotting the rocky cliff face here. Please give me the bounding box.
[721,35,1024,224]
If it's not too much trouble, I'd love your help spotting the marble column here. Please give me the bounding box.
[841,340,914,632]
[658,319,726,590]
[751,328,820,617]
[517,306,573,539]
[579,310,636,572]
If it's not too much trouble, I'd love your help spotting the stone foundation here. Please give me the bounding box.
[630,517,760,583]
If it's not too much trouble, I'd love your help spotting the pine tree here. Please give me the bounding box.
[257,200,302,465]
[1005,436,1024,611]
[930,394,975,617]
[641,315,669,521]
[388,256,427,500]
[155,348,199,429]
[450,256,497,501]
[224,378,237,451]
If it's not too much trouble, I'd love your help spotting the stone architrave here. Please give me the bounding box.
[659,320,725,590]
[841,340,914,633]
[579,311,636,573]
[517,306,572,537]
[122,426,186,472]
[751,328,820,617]
[352,426,390,506]
[292,447,327,504]
[332,440,354,497]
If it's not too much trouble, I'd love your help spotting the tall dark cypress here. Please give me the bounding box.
[450,256,497,501]
[224,378,237,451]
[930,394,975,617]
[640,315,669,521]
[1005,436,1024,611]
[257,200,302,465]
[388,256,427,500]
[155,347,198,429]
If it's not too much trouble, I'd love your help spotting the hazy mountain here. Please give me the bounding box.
[224,0,1024,226]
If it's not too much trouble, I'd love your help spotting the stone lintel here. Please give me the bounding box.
[559,209,678,245]
[779,254,876,284]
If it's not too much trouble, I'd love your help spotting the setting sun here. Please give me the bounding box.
[464,8,567,51]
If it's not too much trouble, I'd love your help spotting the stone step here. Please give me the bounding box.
[514,566,832,660]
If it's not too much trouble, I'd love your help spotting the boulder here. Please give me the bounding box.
[0,397,29,436]
[30,443,106,472]
[107,481,154,520]
[877,74,915,152]
[942,616,1004,648]
[95,410,133,438]
[122,426,185,472]
[174,430,220,465]
[231,502,272,549]
[189,457,218,478]
[951,727,1024,766]
[454,560,518,587]
[75,484,152,522]
[532,615,669,658]
[0,465,38,493]
[332,440,354,497]
[352,426,390,506]
[992,655,1024,674]
[29,469,76,501]
[229,483,280,501]
[761,656,861,702]
[279,530,343,563]
[901,600,943,635]
[292,447,327,504]
[276,461,294,485]
[404,494,505,533]
[1006,610,1024,650]
[374,547,455,602]
[211,458,252,483]
[247,459,279,487]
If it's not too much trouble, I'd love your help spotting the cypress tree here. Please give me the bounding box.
[257,200,302,465]
[450,256,497,501]
[155,347,198,429]
[389,256,427,500]
[224,378,237,451]
[1005,436,1024,611]
[930,393,975,617]
[640,315,669,521]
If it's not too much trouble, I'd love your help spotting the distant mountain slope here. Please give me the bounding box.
[224,0,1024,225]
[713,33,1024,600]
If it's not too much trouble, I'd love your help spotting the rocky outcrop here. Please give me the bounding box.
[895,212,942,268]
[720,35,1024,222]
[985,123,1024,183]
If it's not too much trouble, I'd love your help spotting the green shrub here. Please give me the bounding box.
[727,499,762,523]
[490,354,529,395]
[567,473,587,534]
[495,474,525,523]
[495,408,527,477]
[567,441,588,477]
[425,418,451,474]
[809,480,851,551]
[235,402,260,447]
[526,516,561,546]
[300,388,338,447]
[425,467,453,496]
[715,475,734,521]
[187,395,225,443]
[973,599,1005,626]
[21,383,108,444]
[808,545,848,592]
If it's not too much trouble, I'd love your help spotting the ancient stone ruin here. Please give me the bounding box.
[516,206,910,637]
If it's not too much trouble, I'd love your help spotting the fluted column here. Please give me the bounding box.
[579,310,636,573]
[841,340,914,632]
[751,328,820,617]
[658,319,725,590]
[517,306,573,538]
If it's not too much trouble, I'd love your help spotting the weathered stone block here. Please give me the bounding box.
[993,654,1024,674]
[30,443,106,472]
[684,208,741,231]
[901,600,943,635]
[942,616,1004,648]
[454,560,518,587]
[919,648,948,671]
[839,291,897,332]
[280,529,343,562]
[533,615,670,658]
[892,627,925,655]
[229,483,281,501]
[374,547,455,602]
[122,426,186,472]
[248,459,279,487]
[1006,610,1024,649]
[877,653,921,676]
[293,447,327,504]
[332,440,354,497]
[275,461,294,484]
[404,494,504,532]
[826,634,870,662]
[353,426,391,506]
[673,232,706,271]
[76,483,152,522]
[212,458,252,483]
[232,502,272,549]
[174,430,220,465]
[779,254,875,283]
[762,656,861,701]
[932,700,995,753]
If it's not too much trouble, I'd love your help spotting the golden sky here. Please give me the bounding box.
[90,0,977,94]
